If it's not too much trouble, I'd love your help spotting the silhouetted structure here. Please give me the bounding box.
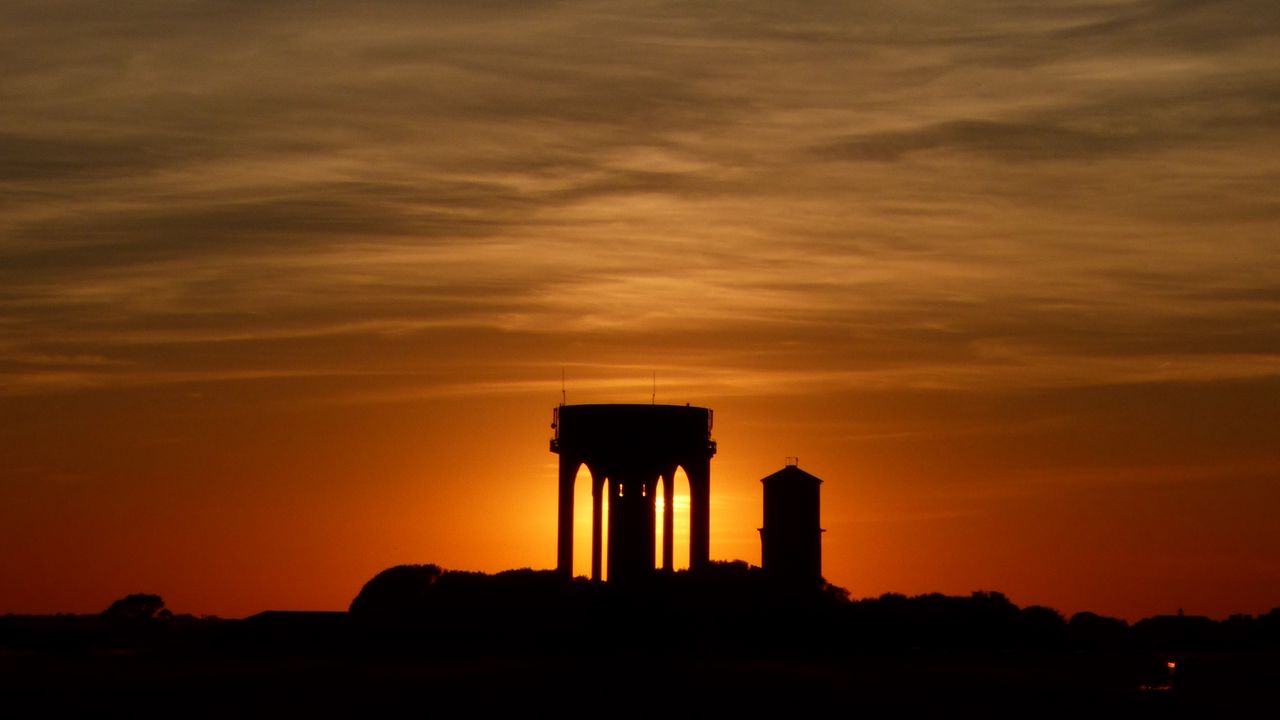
[759,460,824,586]
[552,404,716,581]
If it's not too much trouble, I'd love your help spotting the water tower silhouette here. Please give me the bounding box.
[759,459,824,586]
[551,404,716,582]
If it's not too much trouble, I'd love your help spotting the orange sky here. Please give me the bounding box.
[2,1,1278,621]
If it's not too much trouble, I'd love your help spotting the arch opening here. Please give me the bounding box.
[571,463,593,579]
[600,473,610,582]
[669,466,691,571]
[654,475,665,570]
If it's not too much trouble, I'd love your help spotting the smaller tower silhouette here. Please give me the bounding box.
[759,458,824,586]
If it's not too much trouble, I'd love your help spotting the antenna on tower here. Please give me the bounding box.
[561,367,566,406]
[652,371,656,404]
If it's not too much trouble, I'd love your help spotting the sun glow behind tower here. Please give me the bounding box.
[554,404,714,581]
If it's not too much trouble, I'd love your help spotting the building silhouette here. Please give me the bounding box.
[759,460,824,586]
[551,404,716,581]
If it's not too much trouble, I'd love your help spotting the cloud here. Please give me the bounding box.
[0,0,1276,403]
[819,119,1149,163]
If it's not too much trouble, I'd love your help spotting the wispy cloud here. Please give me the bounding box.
[1,0,1277,401]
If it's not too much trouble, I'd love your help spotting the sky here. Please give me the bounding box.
[2,0,1278,621]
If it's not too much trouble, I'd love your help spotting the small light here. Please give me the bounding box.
[1167,661,1177,670]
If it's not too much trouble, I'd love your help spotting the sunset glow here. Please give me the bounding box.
[2,1,1278,621]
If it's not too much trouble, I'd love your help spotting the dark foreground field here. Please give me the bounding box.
[4,614,1275,716]
[1,641,1273,716]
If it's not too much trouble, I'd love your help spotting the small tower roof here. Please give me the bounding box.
[760,464,823,484]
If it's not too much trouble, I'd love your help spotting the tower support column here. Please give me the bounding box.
[591,470,604,581]
[662,471,674,571]
[687,458,711,571]
[556,456,577,576]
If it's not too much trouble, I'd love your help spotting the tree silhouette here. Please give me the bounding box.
[349,564,443,618]
[102,593,166,622]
